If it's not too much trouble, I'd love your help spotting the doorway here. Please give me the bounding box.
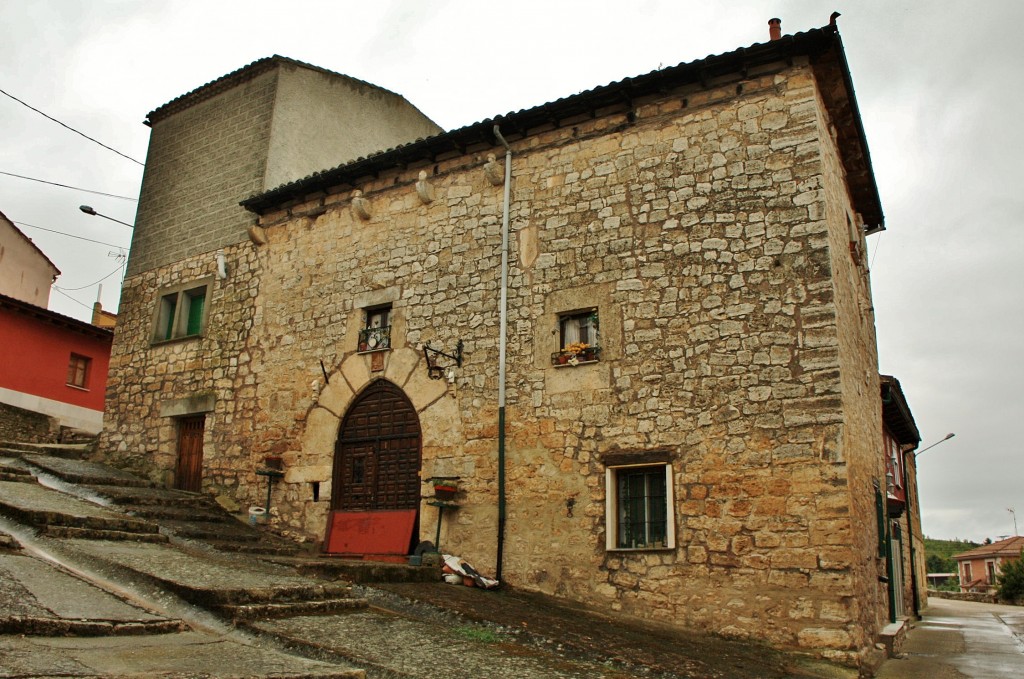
[175,415,205,492]
[325,380,421,555]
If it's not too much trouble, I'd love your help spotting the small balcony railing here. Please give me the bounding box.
[358,325,391,352]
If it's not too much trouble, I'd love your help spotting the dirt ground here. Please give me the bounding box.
[371,582,853,679]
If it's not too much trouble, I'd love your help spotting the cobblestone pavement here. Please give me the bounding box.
[0,455,862,678]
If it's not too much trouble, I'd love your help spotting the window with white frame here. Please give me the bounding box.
[605,463,675,550]
[152,280,211,343]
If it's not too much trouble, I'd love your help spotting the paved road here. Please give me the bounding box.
[877,597,1024,678]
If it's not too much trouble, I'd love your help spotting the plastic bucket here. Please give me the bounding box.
[248,506,267,525]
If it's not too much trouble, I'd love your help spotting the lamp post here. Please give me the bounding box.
[914,432,955,458]
[1010,508,1018,536]
[80,205,133,228]
[902,432,954,619]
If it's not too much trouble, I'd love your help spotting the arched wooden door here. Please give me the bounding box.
[324,380,421,556]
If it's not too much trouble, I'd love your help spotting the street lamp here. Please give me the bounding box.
[80,205,133,228]
[1010,508,1018,536]
[914,432,955,458]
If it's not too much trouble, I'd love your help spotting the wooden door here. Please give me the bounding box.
[175,415,205,492]
[326,381,421,555]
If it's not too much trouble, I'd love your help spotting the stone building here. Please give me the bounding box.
[879,375,925,622]
[102,22,897,666]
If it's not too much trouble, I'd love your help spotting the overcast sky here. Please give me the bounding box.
[2,1,1021,544]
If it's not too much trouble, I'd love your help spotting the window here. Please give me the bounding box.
[153,280,211,342]
[605,463,675,550]
[358,305,391,352]
[552,309,600,365]
[986,560,997,585]
[67,354,90,388]
[963,562,973,583]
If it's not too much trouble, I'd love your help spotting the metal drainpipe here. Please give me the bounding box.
[902,448,921,619]
[493,125,512,583]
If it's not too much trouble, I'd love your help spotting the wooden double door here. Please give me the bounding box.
[326,381,422,555]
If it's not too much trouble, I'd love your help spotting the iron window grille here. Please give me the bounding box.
[358,306,392,352]
[605,463,675,550]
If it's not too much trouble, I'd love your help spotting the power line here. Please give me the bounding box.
[50,285,99,313]
[0,87,144,166]
[14,220,129,249]
[0,170,137,201]
[54,262,125,292]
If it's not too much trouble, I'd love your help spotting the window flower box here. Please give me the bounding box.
[551,343,600,367]
[429,477,459,501]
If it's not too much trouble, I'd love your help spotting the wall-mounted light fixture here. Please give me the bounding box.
[423,340,464,380]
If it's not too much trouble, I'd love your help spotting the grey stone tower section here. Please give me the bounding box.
[127,56,443,277]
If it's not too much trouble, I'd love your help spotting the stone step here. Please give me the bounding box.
[120,504,230,523]
[287,558,443,584]
[0,501,161,536]
[0,616,187,637]
[206,538,302,556]
[24,456,151,488]
[216,597,368,621]
[0,442,93,460]
[0,470,33,483]
[42,525,169,543]
[87,484,217,508]
[161,520,262,542]
[166,581,356,607]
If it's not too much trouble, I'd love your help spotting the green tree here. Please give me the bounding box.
[926,553,954,573]
[996,550,1024,603]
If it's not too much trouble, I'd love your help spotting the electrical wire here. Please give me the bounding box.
[870,230,883,269]
[14,221,129,249]
[0,87,144,166]
[0,170,137,201]
[50,286,100,312]
[54,261,125,291]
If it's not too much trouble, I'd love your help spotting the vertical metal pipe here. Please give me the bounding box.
[903,450,921,619]
[493,125,512,582]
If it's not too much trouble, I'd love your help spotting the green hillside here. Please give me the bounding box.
[923,536,979,573]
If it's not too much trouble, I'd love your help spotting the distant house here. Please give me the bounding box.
[0,215,113,437]
[954,536,1024,593]
[0,293,112,436]
[0,209,60,308]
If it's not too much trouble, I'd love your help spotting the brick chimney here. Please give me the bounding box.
[769,18,782,41]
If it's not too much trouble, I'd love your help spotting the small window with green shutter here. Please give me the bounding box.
[152,280,212,343]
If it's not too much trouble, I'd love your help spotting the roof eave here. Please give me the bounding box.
[241,24,883,229]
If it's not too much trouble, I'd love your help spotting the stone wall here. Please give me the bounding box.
[103,59,885,663]
[0,402,59,443]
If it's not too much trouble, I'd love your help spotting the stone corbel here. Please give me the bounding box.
[247,225,268,246]
[484,153,504,186]
[415,170,435,204]
[351,190,372,221]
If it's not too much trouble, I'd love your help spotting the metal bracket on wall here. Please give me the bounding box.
[423,340,464,380]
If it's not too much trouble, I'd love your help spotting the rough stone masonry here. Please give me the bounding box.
[101,25,891,667]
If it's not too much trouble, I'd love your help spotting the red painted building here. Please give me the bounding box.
[0,293,113,433]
